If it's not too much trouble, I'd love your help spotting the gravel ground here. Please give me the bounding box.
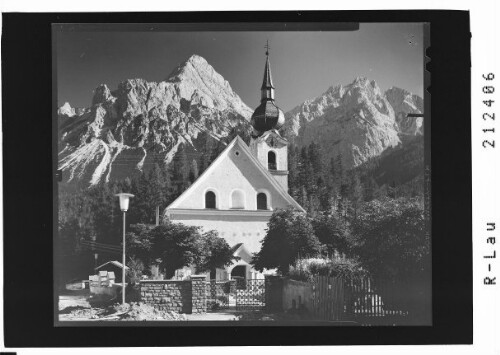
[59,301,187,321]
[59,284,186,321]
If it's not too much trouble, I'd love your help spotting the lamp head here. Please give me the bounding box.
[115,193,134,212]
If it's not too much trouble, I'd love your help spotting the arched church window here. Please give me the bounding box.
[205,191,216,209]
[268,151,277,170]
[257,193,268,210]
[231,190,245,209]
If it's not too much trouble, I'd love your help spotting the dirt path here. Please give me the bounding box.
[58,285,274,322]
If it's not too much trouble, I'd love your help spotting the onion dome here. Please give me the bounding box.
[251,45,285,137]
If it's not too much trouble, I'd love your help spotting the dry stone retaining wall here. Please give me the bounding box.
[140,275,207,314]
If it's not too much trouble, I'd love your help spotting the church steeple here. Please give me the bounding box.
[251,42,285,137]
[250,42,289,192]
[261,41,275,102]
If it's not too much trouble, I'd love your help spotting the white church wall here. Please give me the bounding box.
[270,173,288,192]
[171,144,291,211]
[168,213,269,254]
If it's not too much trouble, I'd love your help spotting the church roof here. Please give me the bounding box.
[230,243,253,264]
[230,243,244,254]
[261,56,275,90]
[165,136,305,212]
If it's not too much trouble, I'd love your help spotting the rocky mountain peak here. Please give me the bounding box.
[58,102,76,117]
[167,54,210,79]
[283,77,423,169]
[385,86,424,135]
[58,54,253,189]
[92,84,115,106]
[167,54,222,85]
[162,54,252,117]
[344,77,385,103]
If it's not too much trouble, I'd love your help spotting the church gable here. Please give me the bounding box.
[167,136,304,212]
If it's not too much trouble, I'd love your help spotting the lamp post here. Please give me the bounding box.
[116,193,134,305]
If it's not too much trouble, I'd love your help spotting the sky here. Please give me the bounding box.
[56,23,424,112]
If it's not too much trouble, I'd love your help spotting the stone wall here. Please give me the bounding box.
[140,280,192,313]
[139,275,207,314]
[190,276,207,314]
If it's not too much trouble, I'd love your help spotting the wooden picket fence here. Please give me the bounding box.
[345,278,410,318]
[347,277,382,317]
[311,276,345,321]
[310,276,416,323]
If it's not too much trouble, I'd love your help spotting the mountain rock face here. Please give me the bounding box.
[282,77,423,168]
[59,57,423,189]
[58,102,76,117]
[385,86,424,136]
[58,55,252,188]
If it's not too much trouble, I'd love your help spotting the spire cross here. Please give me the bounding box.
[265,40,270,56]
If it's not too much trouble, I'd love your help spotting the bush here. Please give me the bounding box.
[312,212,354,256]
[126,222,236,279]
[352,197,428,282]
[126,257,145,285]
[252,207,323,274]
[195,230,238,274]
[288,256,368,282]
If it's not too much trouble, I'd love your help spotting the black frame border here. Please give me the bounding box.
[2,10,471,347]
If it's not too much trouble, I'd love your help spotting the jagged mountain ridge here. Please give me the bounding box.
[282,77,423,169]
[58,55,252,189]
[58,56,423,190]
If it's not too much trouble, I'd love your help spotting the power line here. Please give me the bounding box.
[80,244,121,254]
[80,240,122,252]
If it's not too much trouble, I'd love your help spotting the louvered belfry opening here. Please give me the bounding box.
[268,151,277,170]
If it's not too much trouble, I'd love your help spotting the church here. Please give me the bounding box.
[164,49,305,281]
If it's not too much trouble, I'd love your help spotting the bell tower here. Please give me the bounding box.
[249,42,289,192]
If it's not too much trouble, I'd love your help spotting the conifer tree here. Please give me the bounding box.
[318,184,333,212]
[388,181,398,199]
[350,173,364,220]
[329,156,337,187]
[148,163,166,214]
[172,143,190,195]
[363,177,379,202]
[298,186,309,210]
[308,141,323,176]
[189,159,199,184]
[288,144,299,189]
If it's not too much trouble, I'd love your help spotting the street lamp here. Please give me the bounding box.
[116,193,134,305]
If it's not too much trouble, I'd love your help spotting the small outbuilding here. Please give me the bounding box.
[95,261,129,283]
